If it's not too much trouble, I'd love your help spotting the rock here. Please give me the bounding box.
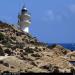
[0,21,74,73]
[26,67,48,73]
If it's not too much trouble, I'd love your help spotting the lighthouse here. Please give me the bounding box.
[18,6,31,33]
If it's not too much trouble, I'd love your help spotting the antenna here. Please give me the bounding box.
[22,0,26,8]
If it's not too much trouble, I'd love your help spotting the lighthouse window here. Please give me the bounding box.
[22,9,27,13]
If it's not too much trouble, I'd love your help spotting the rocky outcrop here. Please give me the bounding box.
[0,21,74,73]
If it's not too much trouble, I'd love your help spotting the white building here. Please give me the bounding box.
[18,6,31,33]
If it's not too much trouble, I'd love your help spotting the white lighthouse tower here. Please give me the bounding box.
[18,5,31,33]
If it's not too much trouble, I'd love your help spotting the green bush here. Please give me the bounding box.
[5,42,11,48]
[71,67,75,73]
[2,39,8,44]
[53,66,59,73]
[0,32,4,40]
[3,63,9,67]
[0,46,5,56]
[25,47,34,53]
[16,42,25,49]
[10,37,16,41]
[47,44,56,49]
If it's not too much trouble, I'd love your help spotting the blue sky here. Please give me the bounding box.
[0,0,75,43]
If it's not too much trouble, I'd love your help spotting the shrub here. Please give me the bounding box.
[71,67,75,73]
[4,49,11,56]
[0,32,4,40]
[63,50,67,55]
[3,63,9,67]
[31,53,41,57]
[11,66,14,68]
[47,44,56,49]
[41,65,49,70]
[0,47,5,56]
[19,69,23,72]
[25,47,34,53]
[30,40,35,44]
[3,71,10,73]
[2,36,11,45]
[10,37,16,41]
[31,62,37,66]
[16,42,25,49]
[53,66,59,73]
[4,42,11,48]
[2,39,7,44]
[0,60,3,64]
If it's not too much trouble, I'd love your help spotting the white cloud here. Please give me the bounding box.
[42,10,62,22]
[42,5,75,23]
[69,4,75,13]
[47,10,55,20]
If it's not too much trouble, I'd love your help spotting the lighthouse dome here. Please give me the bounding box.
[22,7,28,12]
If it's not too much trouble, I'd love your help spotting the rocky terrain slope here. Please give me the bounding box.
[0,21,75,73]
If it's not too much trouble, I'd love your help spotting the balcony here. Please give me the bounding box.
[19,20,31,27]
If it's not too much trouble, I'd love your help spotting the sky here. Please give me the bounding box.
[0,0,75,43]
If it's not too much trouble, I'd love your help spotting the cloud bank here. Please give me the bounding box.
[42,4,75,22]
[69,4,75,13]
[42,9,62,22]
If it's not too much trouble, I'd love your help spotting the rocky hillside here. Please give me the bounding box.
[0,21,75,73]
